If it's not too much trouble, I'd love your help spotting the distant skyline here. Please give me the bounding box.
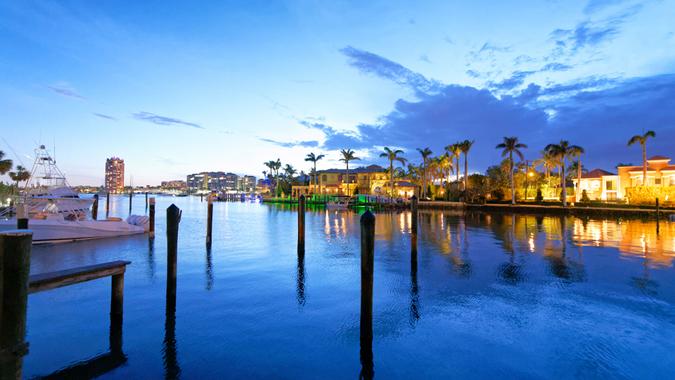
[1,0,674,185]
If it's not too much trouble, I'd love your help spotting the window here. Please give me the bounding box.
[322,174,327,182]
[655,178,662,185]
[605,180,614,190]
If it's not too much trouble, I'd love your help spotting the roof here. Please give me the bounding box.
[581,169,615,178]
[647,155,671,161]
[318,165,386,174]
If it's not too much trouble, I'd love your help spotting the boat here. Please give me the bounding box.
[0,145,149,243]
[0,213,148,244]
[326,196,351,210]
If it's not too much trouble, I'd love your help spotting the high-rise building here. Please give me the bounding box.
[238,175,257,192]
[105,157,125,193]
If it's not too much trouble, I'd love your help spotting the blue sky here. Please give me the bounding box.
[1,0,674,185]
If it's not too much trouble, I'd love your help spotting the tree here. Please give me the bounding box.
[568,160,587,201]
[0,151,12,175]
[380,147,406,198]
[8,165,30,189]
[264,159,282,196]
[545,140,584,206]
[339,149,360,196]
[304,152,325,194]
[445,143,462,187]
[459,140,474,191]
[417,147,432,198]
[534,150,559,188]
[496,137,527,205]
[627,130,656,185]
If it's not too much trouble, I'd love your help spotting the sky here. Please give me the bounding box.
[1,0,674,186]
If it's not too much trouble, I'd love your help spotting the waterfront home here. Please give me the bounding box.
[574,155,675,204]
[291,165,417,198]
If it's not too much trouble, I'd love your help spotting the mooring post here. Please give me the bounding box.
[92,194,99,221]
[106,192,110,218]
[0,231,32,380]
[149,197,156,238]
[360,210,375,380]
[16,205,28,230]
[167,205,181,303]
[206,196,213,246]
[111,272,124,318]
[298,194,305,253]
[410,195,418,250]
[128,190,133,214]
[145,192,149,211]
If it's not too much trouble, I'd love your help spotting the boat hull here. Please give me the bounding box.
[0,219,145,244]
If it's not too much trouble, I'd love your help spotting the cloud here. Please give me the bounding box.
[47,82,84,99]
[550,5,642,55]
[325,49,675,172]
[419,54,431,63]
[258,138,319,148]
[583,0,626,14]
[92,113,117,121]
[340,46,441,93]
[489,63,573,91]
[132,112,203,129]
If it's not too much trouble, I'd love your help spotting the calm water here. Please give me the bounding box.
[23,195,675,379]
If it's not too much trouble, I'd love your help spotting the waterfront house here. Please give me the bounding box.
[573,155,675,204]
[292,165,417,198]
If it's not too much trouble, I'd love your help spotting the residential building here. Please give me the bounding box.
[105,157,125,193]
[573,155,675,204]
[292,165,417,198]
[161,180,187,191]
[238,175,257,192]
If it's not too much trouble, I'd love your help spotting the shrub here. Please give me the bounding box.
[535,188,543,203]
[580,189,590,203]
[490,188,505,201]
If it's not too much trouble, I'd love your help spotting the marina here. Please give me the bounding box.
[4,195,674,378]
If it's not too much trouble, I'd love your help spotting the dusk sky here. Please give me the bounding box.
[1,0,674,185]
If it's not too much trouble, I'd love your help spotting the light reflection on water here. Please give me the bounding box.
[22,196,675,379]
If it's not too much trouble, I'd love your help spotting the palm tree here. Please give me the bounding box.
[627,130,656,185]
[284,164,297,180]
[545,140,584,206]
[459,140,474,191]
[496,137,528,204]
[568,160,587,201]
[339,149,360,196]
[446,143,462,187]
[380,147,406,198]
[534,150,559,188]
[8,165,30,189]
[304,152,325,194]
[0,151,12,175]
[417,147,432,198]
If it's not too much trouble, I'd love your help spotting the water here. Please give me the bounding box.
[23,195,675,378]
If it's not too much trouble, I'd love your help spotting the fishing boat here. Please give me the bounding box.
[0,145,148,243]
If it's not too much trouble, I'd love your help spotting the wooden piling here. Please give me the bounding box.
[0,231,32,380]
[166,205,181,303]
[145,192,149,211]
[128,191,133,214]
[410,195,418,250]
[111,273,124,317]
[298,195,305,253]
[149,198,156,237]
[92,194,99,221]
[206,196,213,246]
[106,192,110,218]
[16,205,28,230]
[360,211,375,380]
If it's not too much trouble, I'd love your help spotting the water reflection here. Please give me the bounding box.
[205,245,213,291]
[409,249,420,327]
[297,252,306,307]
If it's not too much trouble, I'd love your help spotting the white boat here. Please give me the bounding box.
[0,145,148,243]
[0,214,148,244]
[326,196,351,210]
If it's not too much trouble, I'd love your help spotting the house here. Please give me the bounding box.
[291,165,417,198]
[574,155,675,204]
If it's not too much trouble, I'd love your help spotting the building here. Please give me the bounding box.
[573,155,675,204]
[161,180,187,191]
[187,172,258,193]
[105,157,125,193]
[238,175,257,192]
[291,165,417,198]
